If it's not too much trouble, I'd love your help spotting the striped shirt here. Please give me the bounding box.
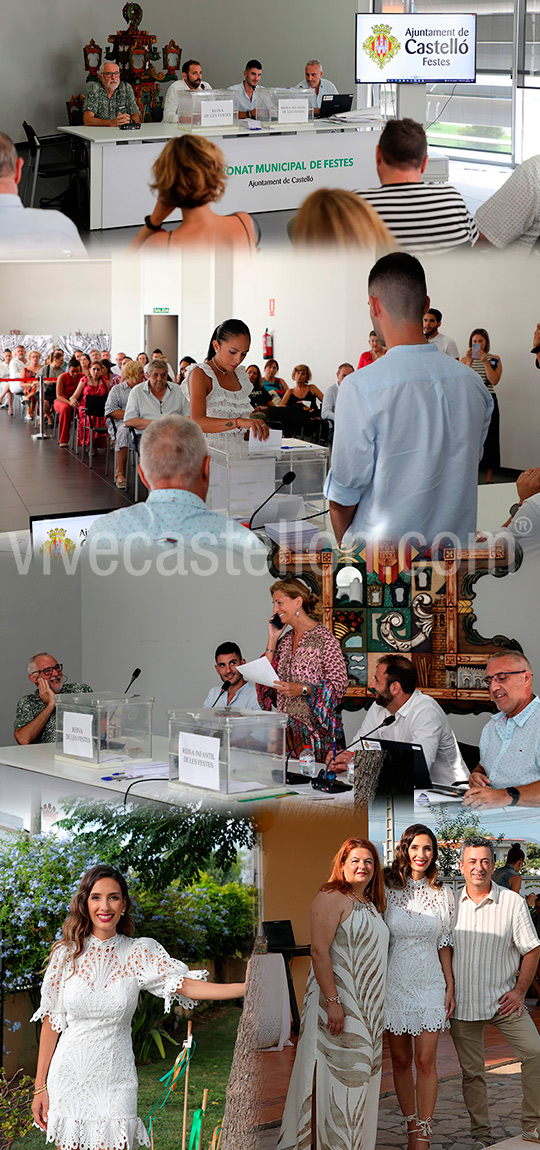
[355,183,478,253]
[453,883,539,1021]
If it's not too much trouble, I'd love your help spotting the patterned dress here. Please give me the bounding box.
[384,878,455,1035]
[256,622,348,759]
[31,933,207,1150]
[278,899,389,1150]
[182,362,254,448]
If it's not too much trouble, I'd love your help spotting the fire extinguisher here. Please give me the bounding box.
[262,328,274,359]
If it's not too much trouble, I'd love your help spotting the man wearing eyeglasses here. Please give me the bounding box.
[463,649,540,810]
[83,61,140,128]
[14,653,92,745]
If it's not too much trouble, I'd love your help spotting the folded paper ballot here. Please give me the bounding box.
[240,656,280,688]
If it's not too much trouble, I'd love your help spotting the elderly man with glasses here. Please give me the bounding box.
[83,61,140,128]
[14,654,92,745]
[463,649,540,809]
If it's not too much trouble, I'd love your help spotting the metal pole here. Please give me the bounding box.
[31,374,52,441]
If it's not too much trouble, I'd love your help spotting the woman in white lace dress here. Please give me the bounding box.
[384,824,455,1150]
[184,319,269,449]
[31,865,246,1150]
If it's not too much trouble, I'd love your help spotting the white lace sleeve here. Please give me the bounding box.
[130,937,208,1012]
[437,885,455,949]
[30,945,69,1033]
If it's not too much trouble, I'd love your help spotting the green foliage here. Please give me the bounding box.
[131,991,180,1064]
[432,806,498,877]
[55,799,255,890]
[131,873,256,961]
[525,842,540,872]
[0,1069,34,1150]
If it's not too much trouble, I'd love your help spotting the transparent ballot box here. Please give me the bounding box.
[168,709,288,795]
[258,88,314,125]
[176,89,239,128]
[207,440,328,518]
[55,694,154,766]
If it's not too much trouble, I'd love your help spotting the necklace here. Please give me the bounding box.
[212,357,229,375]
[346,884,371,907]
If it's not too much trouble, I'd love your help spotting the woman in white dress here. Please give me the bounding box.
[384,824,455,1150]
[278,838,389,1150]
[31,865,246,1150]
[184,319,269,448]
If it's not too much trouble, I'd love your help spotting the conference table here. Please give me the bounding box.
[58,119,383,230]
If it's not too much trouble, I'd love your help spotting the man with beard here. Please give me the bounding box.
[329,654,467,785]
[163,60,213,123]
[83,60,140,127]
[203,642,259,709]
[14,654,92,745]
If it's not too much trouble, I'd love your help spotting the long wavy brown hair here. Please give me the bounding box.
[51,865,135,973]
[321,837,386,913]
[384,824,441,889]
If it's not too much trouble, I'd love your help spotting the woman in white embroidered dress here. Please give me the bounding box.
[31,865,246,1150]
[384,825,455,1150]
[184,319,269,448]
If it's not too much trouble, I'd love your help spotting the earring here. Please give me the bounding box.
[296,610,299,617]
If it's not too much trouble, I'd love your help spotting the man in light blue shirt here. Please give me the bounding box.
[229,59,264,118]
[124,361,188,428]
[84,414,267,560]
[325,252,493,549]
[297,60,338,112]
[203,642,260,709]
[463,649,540,809]
[321,363,354,422]
[0,132,86,258]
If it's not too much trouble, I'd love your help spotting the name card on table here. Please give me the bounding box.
[63,711,94,759]
[201,100,235,127]
[177,731,221,791]
[278,98,309,124]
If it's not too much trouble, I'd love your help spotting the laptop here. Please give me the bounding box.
[319,93,354,118]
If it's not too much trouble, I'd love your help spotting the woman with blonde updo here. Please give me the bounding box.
[129,136,257,251]
[257,576,348,760]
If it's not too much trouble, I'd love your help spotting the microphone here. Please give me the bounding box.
[249,470,297,530]
[211,684,228,707]
[124,667,141,694]
[344,714,396,754]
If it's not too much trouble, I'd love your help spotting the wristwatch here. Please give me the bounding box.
[302,685,310,697]
[506,787,520,806]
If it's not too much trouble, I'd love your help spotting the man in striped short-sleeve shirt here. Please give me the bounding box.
[356,118,478,254]
[450,837,540,1148]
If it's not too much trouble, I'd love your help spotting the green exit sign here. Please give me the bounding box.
[152,307,170,314]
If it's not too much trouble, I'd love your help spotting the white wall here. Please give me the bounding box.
[4,0,359,143]
[0,553,83,745]
[0,260,111,335]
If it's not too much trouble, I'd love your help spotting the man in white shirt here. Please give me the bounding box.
[451,837,540,1149]
[0,133,86,259]
[330,654,468,785]
[297,60,338,113]
[423,309,459,359]
[321,363,354,423]
[203,643,259,709]
[124,361,188,430]
[229,59,264,118]
[162,60,213,123]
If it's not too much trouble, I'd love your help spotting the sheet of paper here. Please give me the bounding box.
[63,711,94,759]
[248,428,282,453]
[177,732,221,791]
[240,657,280,688]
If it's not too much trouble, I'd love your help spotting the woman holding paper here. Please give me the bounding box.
[183,318,269,448]
[31,864,246,1150]
[256,576,348,760]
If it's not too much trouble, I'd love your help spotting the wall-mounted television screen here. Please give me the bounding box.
[355,13,477,85]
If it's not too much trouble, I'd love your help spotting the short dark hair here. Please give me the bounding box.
[182,59,201,75]
[425,308,442,325]
[337,362,354,373]
[378,654,417,695]
[368,252,427,324]
[506,842,525,865]
[152,348,163,356]
[215,642,242,661]
[68,356,80,369]
[245,59,262,71]
[379,118,427,169]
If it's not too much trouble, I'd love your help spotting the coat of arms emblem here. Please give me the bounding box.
[362,24,401,69]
